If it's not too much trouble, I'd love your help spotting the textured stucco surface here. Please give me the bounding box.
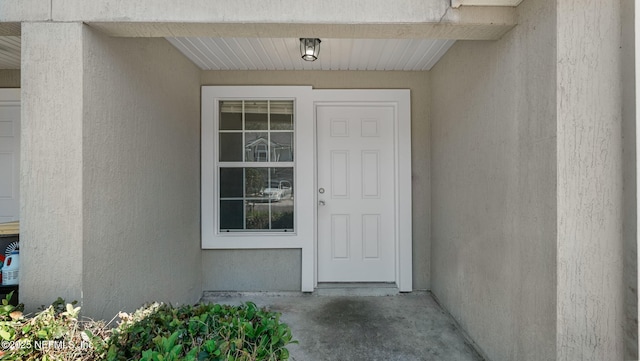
[201,70,431,291]
[20,23,202,319]
[20,22,85,309]
[46,1,514,40]
[0,0,50,22]
[0,70,20,87]
[54,0,448,22]
[556,1,624,360]
[622,0,638,358]
[202,250,301,291]
[81,30,202,318]
[430,0,557,360]
[0,0,516,39]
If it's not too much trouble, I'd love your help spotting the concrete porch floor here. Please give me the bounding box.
[200,291,485,361]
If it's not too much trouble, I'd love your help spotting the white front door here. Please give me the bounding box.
[0,90,20,223]
[317,104,396,282]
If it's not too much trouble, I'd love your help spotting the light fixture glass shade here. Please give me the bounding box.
[300,38,321,61]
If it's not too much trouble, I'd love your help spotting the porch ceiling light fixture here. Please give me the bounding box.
[300,38,321,61]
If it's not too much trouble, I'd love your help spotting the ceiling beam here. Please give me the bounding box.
[86,6,516,41]
[1,0,517,41]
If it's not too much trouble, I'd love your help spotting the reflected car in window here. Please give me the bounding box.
[260,180,292,202]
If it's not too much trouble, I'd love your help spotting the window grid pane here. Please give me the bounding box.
[219,167,293,232]
[218,99,295,233]
[219,100,294,163]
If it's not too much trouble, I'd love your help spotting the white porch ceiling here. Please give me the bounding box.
[0,36,456,71]
[167,38,455,71]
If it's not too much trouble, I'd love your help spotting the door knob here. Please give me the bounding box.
[319,200,326,206]
[319,188,325,194]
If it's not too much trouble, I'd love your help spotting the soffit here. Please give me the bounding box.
[167,38,456,71]
[0,36,20,69]
[0,35,457,71]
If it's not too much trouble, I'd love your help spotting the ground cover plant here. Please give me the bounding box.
[0,293,295,361]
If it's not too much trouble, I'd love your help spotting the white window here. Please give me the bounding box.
[218,100,295,232]
[202,86,314,250]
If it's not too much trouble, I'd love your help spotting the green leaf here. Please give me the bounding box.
[21,324,31,333]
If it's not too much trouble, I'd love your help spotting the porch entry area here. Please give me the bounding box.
[202,291,484,361]
[201,87,412,292]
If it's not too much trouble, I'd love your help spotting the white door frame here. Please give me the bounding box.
[313,89,412,292]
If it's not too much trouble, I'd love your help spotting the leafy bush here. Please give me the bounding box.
[106,302,295,361]
[0,294,295,361]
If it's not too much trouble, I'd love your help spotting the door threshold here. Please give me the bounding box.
[315,282,399,296]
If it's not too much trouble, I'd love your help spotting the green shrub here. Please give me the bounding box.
[106,302,295,361]
[0,295,295,361]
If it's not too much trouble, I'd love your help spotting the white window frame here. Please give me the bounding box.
[201,86,315,290]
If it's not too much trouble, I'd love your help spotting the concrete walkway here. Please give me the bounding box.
[201,291,485,361]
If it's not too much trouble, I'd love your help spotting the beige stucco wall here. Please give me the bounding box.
[432,0,627,360]
[556,1,624,360]
[0,70,20,87]
[621,0,637,358]
[20,23,202,319]
[202,250,301,291]
[201,70,431,291]
[21,22,85,309]
[430,0,557,360]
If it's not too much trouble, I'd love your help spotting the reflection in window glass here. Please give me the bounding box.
[270,101,294,130]
[270,132,294,162]
[218,99,294,233]
[245,168,268,198]
[220,101,243,130]
[245,101,268,130]
[245,132,269,162]
[218,167,293,232]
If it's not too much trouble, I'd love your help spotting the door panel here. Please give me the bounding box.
[0,92,20,223]
[317,105,395,282]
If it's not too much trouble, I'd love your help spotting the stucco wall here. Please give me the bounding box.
[20,23,202,319]
[621,0,638,358]
[556,1,624,360]
[81,29,202,318]
[201,70,431,291]
[0,70,20,87]
[430,0,557,360]
[202,250,301,291]
[21,22,85,309]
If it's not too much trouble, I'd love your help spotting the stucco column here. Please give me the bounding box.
[622,0,638,358]
[556,1,624,360]
[20,22,84,310]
